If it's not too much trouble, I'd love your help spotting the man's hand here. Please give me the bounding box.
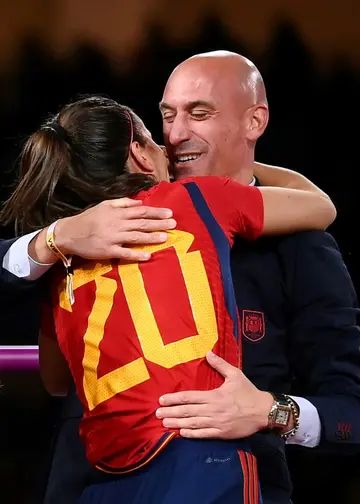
[156,351,274,439]
[53,198,176,262]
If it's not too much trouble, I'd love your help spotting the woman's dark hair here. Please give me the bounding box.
[0,95,157,234]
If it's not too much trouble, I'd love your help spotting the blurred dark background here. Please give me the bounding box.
[0,2,359,503]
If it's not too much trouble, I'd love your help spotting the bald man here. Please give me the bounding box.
[1,51,360,504]
[156,51,360,498]
[160,51,268,184]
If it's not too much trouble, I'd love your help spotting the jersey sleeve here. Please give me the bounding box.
[187,177,264,243]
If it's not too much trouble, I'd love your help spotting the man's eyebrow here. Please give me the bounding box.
[159,100,216,111]
[185,100,215,110]
[159,101,173,111]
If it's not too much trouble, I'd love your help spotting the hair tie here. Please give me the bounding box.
[43,121,69,141]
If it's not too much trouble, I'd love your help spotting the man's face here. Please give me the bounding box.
[160,63,248,180]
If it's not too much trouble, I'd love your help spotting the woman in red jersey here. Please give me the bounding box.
[0,96,335,504]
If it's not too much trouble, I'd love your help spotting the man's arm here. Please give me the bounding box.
[0,237,40,294]
[155,231,360,451]
[280,230,360,453]
[2,231,54,281]
[0,198,175,345]
[155,349,320,445]
[1,198,176,283]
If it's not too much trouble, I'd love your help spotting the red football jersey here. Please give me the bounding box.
[43,176,263,473]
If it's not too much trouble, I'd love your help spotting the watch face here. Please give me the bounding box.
[275,409,290,426]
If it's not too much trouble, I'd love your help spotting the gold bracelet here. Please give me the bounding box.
[46,220,74,305]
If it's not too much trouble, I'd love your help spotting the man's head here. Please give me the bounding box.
[160,50,268,183]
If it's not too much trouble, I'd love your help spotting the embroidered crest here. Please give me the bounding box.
[242,310,265,342]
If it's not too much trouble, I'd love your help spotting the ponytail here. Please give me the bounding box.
[0,127,71,234]
[0,97,159,235]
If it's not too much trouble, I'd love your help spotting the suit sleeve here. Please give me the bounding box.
[280,230,360,453]
[0,238,40,296]
[0,238,42,344]
[190,177,264,242]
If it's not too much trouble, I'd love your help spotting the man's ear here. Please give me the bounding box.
[245,104,269,142]
[128,141,154,174]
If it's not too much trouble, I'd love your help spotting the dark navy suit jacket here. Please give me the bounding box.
[1,230,360,504]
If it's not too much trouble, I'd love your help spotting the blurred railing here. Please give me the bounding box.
[0,345,39,371]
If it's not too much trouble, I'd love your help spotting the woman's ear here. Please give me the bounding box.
[128,141,154,174]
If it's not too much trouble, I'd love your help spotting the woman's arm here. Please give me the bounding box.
[39,303,72,397]
[259,186,336,234]
[39,331,71,396]
[253,162,336,233]
[254,162,328,195]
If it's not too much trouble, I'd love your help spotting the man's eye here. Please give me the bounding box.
[191,111,209,119]
[162,114,175,122]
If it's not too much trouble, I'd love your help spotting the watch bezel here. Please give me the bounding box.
[268,393,292,430]
[274,406,291,427]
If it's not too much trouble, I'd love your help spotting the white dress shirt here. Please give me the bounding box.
[2,195,321,448]
[2,230,54,280]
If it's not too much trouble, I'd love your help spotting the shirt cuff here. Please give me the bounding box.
[2,230,55,280]
[285,395,321,448]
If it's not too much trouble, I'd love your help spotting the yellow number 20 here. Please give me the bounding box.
[60,230,218,411]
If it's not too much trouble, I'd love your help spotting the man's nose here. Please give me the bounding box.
[167,116,191,146]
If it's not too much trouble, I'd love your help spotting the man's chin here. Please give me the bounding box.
[173,160,209,180]
[175,171,193,180]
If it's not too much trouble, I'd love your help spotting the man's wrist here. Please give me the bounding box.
[27,217,73,265]
[28,228,57,265]
[53,217,73,256]
[265,393,300,438]
[257,391,275,430]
